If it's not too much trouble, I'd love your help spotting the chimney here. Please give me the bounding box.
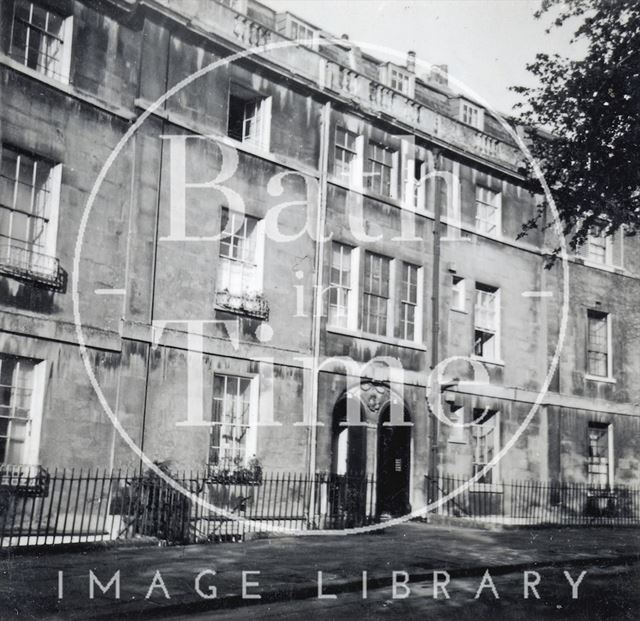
[431,64,448,86]
[406,50,416,73]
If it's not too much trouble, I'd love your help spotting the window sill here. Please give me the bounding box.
[585,374,617,384]
[580,259,626,275]
[326,325,427,351]
[225,135,270,157]
[470,355,505,367]
[1,54,135,121]
[328,176,403,209]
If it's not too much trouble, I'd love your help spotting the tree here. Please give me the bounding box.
[512,0,640,257]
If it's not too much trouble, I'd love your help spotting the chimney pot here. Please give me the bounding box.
[406,50,416,73]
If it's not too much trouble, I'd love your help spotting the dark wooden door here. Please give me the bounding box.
[376,423,411,517]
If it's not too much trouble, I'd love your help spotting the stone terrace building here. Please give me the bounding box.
[1,0,639,517]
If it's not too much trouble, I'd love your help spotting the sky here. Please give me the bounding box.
[265,0,586,115]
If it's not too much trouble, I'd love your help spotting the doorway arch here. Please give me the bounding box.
[329,382,412,519]
[330,397,367,475]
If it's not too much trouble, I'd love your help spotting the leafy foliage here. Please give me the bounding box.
[512,0,640,256]
[207,456,263,484]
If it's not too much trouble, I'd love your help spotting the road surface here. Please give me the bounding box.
[167,561,639,620]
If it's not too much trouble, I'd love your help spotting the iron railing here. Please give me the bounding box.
[215,290,270,320]
[0,241,61,288]
[426,475,640,526]
[0,470,377,548]
[0,464,50,497]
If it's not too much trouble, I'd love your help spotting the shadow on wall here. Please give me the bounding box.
[0,270,67,314]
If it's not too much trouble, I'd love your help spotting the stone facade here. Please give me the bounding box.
[0,0,638,516]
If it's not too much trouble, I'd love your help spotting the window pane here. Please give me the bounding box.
[366,143,394,196]
[587,423,610,486]
[587,311,609,376]
[0,146,52,262]
[210,374,252,469]
[30,4,48,30]
[471,409,497,483]
[475,187,499,235]
[474,330,495,359]
[452,276,464,309]
[0,208,11,241]
[329,243,352,327]
[47,11,64,37]
[0,355,35,465]
[11,2,68,80]
[14,0,31,22]
[0,153,17,209]
[217,209,260,295]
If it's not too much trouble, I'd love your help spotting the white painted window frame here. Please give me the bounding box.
[10,1,73,85]
[387,64,414,97]
[460,100,484,130]
[209,372,259,469]
[585,310,614,382]
[585,233,613,266]
[475,185,502,238]
[286,15,318,50]
[471,409,500,485]
[399,261,423,343]
[587,421,614,488]
[0,145,62,272]
[365,141,397,198]
[242,96,272,151]
[451,275,466,312]
[403,155,427,212]
[447,404,467,444]
[473,284,501,363]
[361,250,393,337]
[328,241,355,330]
[0,355,46,466]
[217,208,265,295]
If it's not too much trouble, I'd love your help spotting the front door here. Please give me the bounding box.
[376,418,411,517]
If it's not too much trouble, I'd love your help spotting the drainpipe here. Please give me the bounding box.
[109,132,138,473]
[428,149,443,486]
[307,100,332,520]
[139,33,172,472]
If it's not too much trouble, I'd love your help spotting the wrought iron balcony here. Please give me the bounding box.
[0,242,62,288]
[215,289,270,320]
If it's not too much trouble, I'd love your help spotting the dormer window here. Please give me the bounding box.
[460,101,484,130]
[219,0,247,11]
[386,65,414,97]
[276,13,318,50]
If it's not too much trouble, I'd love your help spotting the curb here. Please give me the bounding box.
[88,552,640,620]
[0,537,161,558]
[426,514,640,531]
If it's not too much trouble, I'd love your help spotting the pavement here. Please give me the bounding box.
[0,522,639,620]
[165,562,640,621]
